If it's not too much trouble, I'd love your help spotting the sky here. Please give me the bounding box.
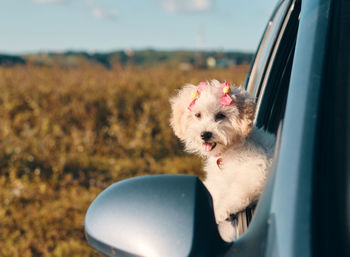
[0,0,278,54]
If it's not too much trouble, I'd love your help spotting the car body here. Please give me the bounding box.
[85,0,350,256]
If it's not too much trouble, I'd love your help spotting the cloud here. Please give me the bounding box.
[88,1,118,20]
[31,0,68,4]
[159,0,212,13]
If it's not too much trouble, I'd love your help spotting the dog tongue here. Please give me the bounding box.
[203,142,214,152]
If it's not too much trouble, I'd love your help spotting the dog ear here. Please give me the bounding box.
[170,84,196,139]
[233,90,256,138]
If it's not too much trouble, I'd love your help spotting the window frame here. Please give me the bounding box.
[230,0,301,239]
[244,0,300,133]
[245,0,292,98]
[255,0,301,133]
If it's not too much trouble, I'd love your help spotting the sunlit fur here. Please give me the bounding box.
[170,80,275,242]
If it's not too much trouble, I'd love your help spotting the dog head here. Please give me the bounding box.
[170,80,255,157]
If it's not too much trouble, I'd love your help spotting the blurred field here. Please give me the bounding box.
[0,64,248,256]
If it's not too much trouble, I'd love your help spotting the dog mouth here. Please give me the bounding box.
[202,142,217,152]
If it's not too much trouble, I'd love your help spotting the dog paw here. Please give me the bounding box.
[218,220,235,242]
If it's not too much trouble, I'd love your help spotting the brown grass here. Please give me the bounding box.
[0,64,248,256]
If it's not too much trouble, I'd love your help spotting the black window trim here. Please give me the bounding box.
[245,0,293,98]
[254,0,299,122]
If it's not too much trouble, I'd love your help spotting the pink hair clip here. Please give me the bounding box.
[220,82,234,106]
[188,81,208,111]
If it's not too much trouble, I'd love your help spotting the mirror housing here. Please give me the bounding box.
[85,174,228,257]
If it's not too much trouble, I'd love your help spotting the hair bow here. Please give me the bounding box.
[188,81,208,111]
[220,82,234,106]
[187,81,234,111]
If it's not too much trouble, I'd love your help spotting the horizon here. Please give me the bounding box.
[1,0,278,55]
[1,47,255,56]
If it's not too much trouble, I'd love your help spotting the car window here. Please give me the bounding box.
[255,0,301,134]
[245,0,291,98]
[231,0,301,239]
[312,0,350,255]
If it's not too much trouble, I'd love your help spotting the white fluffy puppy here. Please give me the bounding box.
[170,80,275,241]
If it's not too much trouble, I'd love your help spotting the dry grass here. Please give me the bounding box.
[0,64,248,256]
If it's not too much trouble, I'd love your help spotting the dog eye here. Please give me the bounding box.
[195,113,201,118]
[215,112,226,121]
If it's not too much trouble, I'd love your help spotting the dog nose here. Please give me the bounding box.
[201,131,212,141]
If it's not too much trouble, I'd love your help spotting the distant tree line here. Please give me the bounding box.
[0,54,26,66]
[0,50,253,69]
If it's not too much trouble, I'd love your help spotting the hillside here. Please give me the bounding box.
[0,50,253,69]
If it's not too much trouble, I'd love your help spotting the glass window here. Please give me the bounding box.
[245,0,291,98]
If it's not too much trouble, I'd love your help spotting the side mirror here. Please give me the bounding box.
[85,174,228,257]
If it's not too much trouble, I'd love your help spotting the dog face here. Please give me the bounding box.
[170,80,256,157]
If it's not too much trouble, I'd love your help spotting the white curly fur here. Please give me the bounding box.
[170,80,275,242]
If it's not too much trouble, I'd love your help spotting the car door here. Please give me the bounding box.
[222,0,347,256]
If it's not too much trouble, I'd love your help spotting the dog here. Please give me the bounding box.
[170,80,275,242]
